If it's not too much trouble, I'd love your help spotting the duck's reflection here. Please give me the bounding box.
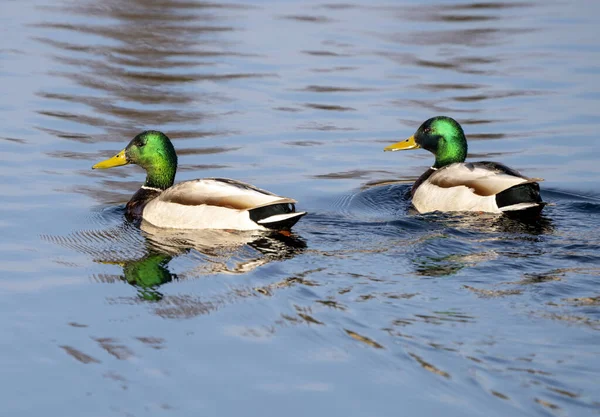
[424,211,555,236]
[45,214,306,301]
[121,224,306,300]
[412,213,554,277]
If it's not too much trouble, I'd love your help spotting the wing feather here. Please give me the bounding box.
[429,162,541,197]
[157,178,296,210]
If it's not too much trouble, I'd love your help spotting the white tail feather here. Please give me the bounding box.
[257,212,307,225]
[500,202,542,212]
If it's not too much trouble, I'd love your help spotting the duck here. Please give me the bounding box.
[384,116,545,215]
[92,131,307,230]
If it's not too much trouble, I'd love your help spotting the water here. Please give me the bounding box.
[1,0,600,415]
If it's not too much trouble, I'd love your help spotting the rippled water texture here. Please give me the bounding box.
[2,1,600,416]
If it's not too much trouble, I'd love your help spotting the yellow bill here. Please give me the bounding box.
[384,135,420,152]
[92,149,128,169]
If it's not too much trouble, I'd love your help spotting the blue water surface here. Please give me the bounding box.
[1,0,599,416]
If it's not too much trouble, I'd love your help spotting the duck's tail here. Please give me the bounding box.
[248,202,307,230]
[496,182,546,215]
[257,212,307,229]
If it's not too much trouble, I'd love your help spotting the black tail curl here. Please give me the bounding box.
[248,203,305,230]
[496,182,545,216]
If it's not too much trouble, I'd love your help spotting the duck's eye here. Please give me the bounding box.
[423,128,432,133]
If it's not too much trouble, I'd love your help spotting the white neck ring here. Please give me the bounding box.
[141,185,162,192]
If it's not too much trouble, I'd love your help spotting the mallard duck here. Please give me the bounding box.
[384,116,545,214]
[92,131,307,230]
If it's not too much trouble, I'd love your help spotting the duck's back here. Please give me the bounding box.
[158,178,291,208]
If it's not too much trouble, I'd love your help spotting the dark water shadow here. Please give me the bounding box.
[421,211,555,235]
[410,213,555,277]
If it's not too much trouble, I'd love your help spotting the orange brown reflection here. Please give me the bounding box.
[33,0,272,203]
[369,1,545,135]
[34,0,259,136]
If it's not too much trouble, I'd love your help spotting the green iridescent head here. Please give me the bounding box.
[384,116,468,168]
[93,130,178,190]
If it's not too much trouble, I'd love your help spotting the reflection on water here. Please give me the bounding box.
[112,251,175,301]
[35,0,251,134]
[2,0,600,415]
[43,209,306,301]
[426,211,555,236]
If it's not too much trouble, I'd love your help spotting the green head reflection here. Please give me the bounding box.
[121,252,176,301]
